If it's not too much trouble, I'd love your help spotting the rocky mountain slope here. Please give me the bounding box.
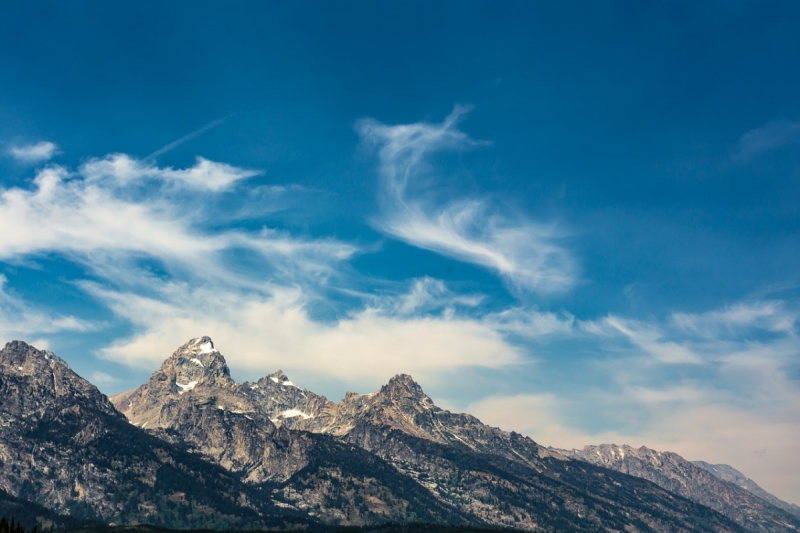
[555,444,800,533]
[694,461,800,519]
[0,488,93,532]
[111,336,748,532]
[109,338,474,526]
[0,340,313,530]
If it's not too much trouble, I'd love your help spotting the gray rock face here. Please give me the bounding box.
[112,337,747,532]
[112,337,308,483]
[244,369,336,430]
[0,340,311,529]
[110,338,471,526]
[555,444,800,533]
[694,461,800,519]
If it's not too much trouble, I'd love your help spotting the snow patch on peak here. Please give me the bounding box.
[198,341,215,354]
[266,371,300,388]
[279,409,312,419]
[176,380,198,394]
[190,358,204,367]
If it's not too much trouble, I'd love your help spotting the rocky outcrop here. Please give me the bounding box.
[110,338,472,525]
[555,444,800,533]
[112,337,746,532]
[0,340,311,529]
[244,369,336,430]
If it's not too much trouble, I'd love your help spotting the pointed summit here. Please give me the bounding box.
[161,336,232,391]
[260,369,301,388]
[270,369,288,380]
[1,340,62,370]
[110,337,246,430]
[0,340,119,418]
[381,373,428,402]
[172,336,222,360]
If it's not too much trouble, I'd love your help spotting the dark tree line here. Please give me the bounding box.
[0,517,38,533]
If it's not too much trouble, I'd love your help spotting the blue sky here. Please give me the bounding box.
[2,2,800,503]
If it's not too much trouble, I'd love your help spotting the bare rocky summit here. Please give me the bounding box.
[110,338,473,525]
[7,336,785,532]
[109,336,747,532]
[554,443,800,533]
[0,340,311,529]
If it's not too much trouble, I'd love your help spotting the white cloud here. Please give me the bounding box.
[467,393,598,448]
[467,299,800,505]
[89,370,119,386]
[87,280,522,386]
[357,107,576,294]
[81,153,260,191]
[486,307,575,338]
[734,120,800,163]
[0,275,95,343]
[601,316,704,364]
[393,277,483,315]
[0,158,354,286]
[0,153,528,389]
[8,141,59,163]
[671,301,796,337]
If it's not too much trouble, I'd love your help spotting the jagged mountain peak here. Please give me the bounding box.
[0,340,119,418]
[583,442,640,453]
[20,339,772,532]
[156,336,232,391]
[561,443,679,466]
[581,443,676,460]
[381,373,428,399]
[257,368,303,389]
[171,336,222,361]
[1,340,63,370]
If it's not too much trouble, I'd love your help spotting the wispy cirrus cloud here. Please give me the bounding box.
[357,106,576,294]
[597,316,704,364]
[82,153,259,191]
[671,300,796,337]
[8,141,59,163]
[581,300,798,366]
[0,274,95,342]
[145,114,234,161]
[0,155,354,286]
[0,152,526,388]
[394,277,483,315]
[733,120,800,163]
[467,297,800,504]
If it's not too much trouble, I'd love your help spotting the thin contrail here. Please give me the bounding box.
[144,113,236,161]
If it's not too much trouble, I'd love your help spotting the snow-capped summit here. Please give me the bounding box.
[264,369,300,387]
[101,338,800,532]
[110,337,240,429]
[164,336,232,389]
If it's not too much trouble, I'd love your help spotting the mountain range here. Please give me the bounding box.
[2,337,798,533]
